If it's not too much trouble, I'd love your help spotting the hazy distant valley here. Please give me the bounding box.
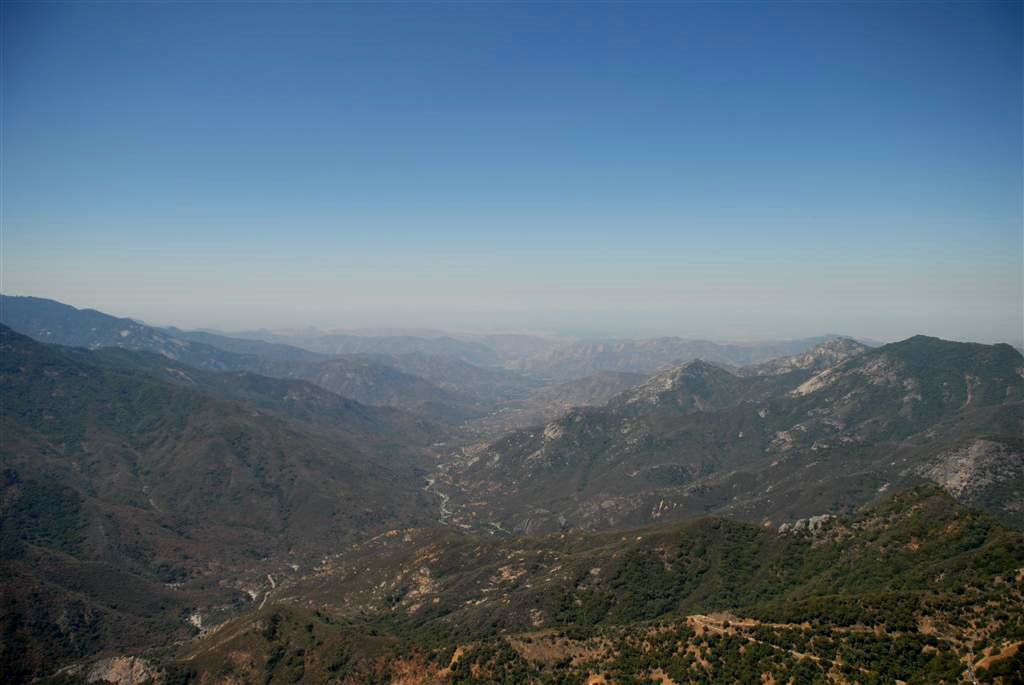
[2,295,1022,684]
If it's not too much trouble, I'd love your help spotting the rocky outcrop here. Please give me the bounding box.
[778,514,834,535]
[61,657,162,685]
[912,439,1023,516]
[745,337,868,377]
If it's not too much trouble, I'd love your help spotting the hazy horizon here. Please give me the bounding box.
[3,1,1021,345]
[0,291,1017,350]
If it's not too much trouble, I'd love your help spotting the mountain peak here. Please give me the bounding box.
[674,358,728,374]
[609,358,741,414]
[743,335,868,376]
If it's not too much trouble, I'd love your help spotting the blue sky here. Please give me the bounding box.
[3,1,1021,343]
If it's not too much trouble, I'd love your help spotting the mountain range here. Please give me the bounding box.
[1,294,1021,684]
[504,335,852,381]
[443,335,1022,534]
[1,295,850,435]
[1,296,497,424]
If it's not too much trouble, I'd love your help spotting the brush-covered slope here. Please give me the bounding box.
[606,359,799,417]
[0,327,438,682]
[165,487,1023,684]
[0,325,435,541]
[67,345,444,460]
[446,336,1023,533]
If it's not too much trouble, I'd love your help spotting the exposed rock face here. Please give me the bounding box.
[85,657,160,685]
[790,351,904,397]
[613,360,736,411]
[778,514,833,535]
[745,337,868,377]
[913,439,1024,517]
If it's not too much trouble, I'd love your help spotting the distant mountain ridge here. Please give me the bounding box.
[0,296,486,422]
[0,295,266,371]
[229,328,506,367]
[739,336,868,376]
[72,344,443,450]
[227,328,567,364]
[263,354,486,424]
[2,296,891,432]
[505,335,852,381]
[466,370,651,437]
[345,352,544,407]
[160,326,329,363]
